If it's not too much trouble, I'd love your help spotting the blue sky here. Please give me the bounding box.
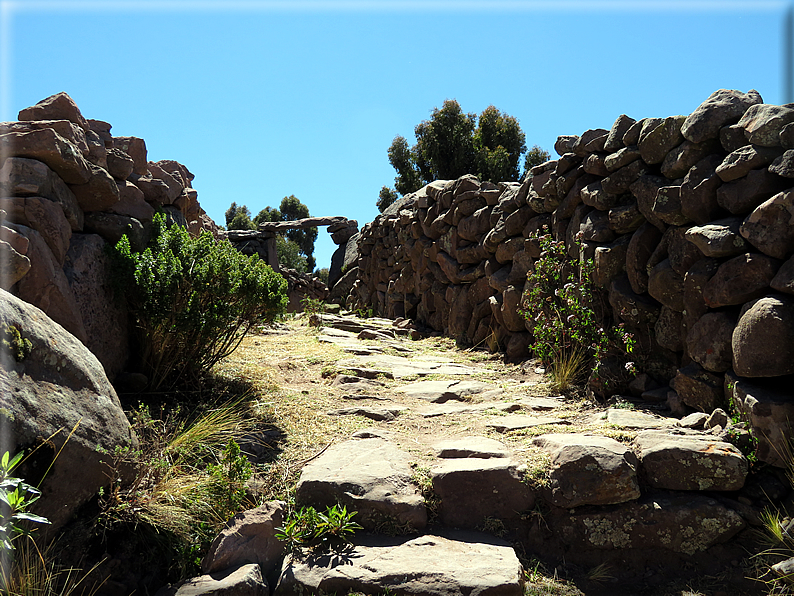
[1,0,788,270]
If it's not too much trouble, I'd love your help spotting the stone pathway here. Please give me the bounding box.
[170,313,759,595]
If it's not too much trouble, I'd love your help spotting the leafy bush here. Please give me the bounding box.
[111,213,288,389]
[521,232,634,392]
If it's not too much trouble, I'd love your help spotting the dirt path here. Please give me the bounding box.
[215,312,658,496]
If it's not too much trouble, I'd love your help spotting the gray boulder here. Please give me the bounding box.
[559,492,745,554]
[681,89,763,143]
[738,104,794,146]
[0,288,136,532]
[732,294,794,377]
[740,190,794,259]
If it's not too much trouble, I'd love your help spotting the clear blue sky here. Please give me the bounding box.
[1,1,787,271]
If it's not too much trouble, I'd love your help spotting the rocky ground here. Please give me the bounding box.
[199,311,773,596]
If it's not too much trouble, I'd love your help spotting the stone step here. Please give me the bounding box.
[274,531,525,596]
[294,437,427,532]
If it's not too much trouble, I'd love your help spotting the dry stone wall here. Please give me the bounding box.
[0,92,219,379]
[351,89,794,468]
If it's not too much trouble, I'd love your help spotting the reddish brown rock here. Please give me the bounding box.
[682,258,719,331]
[638,115,686,165]
[738,103,794,147]
[684,218,748,258]
[648,259,685,312]
[0,127,92,185]
[110,180,155,223]
[0,238,31,289]
[18,92,90,131]
[202,501,286,576]
[105,148,135,180]
[69,162,120,212]
[654,306,684,353]
[716,168,790,215]
[0,196,72,265]
[9,223,87,342]
[605,114,636,151]
[629,174,668,231]
[670,362,724,412]
[771,255,794,295]
[1,120,89,156]
[113,136,148,175]
[0,157,84,231]
[715,145,784,182]
[679,154,724,225]
[626,222,663,294]
[703,253,780,307]
[609,275,661,327]
[661,139,720,181]
[533,433,640,508]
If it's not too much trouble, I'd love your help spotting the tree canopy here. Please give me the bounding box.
[224,196,317,272]
[384,100,544,201]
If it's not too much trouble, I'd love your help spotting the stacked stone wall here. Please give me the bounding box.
[0,92,218,379]
[351,89,794,467]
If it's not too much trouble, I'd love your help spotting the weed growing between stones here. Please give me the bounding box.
[409,464,441,524]
[275,504,361,552]
[95,398,259,579]
[520,231,635,397]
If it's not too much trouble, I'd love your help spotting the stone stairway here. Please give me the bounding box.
[157,313,766,596]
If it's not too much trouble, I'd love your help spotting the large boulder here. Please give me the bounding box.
[681,89,763,144]
[732,294,794,377]
[17,92,90,132]
[0,288,136,532]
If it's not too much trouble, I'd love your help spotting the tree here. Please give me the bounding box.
[385,100,543,203]
[225,195,317,272]
[474,105,526,182]
[523,144,551,178]
[225,202,254,230]
[377,186,399,213]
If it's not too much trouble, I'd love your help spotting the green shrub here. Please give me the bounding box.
[111,214,288,389]
[520,232,634,390]
[275,504,361,552]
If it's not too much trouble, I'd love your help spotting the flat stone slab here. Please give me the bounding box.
[485,415,568,433]
[397,379,501,403]
[519,396,566,411]
[339,354,487,378]
[295,438,426,531]
[433,436,510,459]
[332,374,385,393]
[601,408,677,429]
[634,429,749,491]
[420,402,520,418]
[275,532,524,596]
[328,405,407,422]
[431,458,534,528]
[532,433,641,508]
